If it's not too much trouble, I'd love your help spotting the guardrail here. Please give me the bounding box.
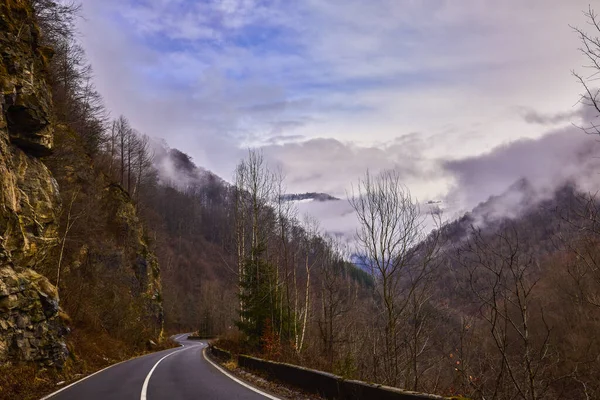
[210,346,232,362]
[209,345,452,400]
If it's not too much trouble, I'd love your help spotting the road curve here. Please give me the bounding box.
[42,334,279,400]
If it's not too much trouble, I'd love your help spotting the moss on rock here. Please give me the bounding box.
[0,0,66,368]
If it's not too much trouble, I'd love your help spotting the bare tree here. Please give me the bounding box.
[56,189,80,294]
[294,215,321,354]
[317,234,358,369]
[458,225,555,400]
[32,0,80,44]
[349,170,426,386]
[572,6,600,135]
[107,120,118,178]
[554,192,600,309]
[132,133,155,201]
[234,160,249,320]
[403,212,445,391]
[273,168,298,339]
[113,115,132,188]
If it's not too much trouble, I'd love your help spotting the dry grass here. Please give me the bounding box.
[213,330,247,355]
[223,359,238,371]
[0,363,64,400]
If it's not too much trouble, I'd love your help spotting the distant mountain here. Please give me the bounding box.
[151,141,225,190]
[280,192,340,202]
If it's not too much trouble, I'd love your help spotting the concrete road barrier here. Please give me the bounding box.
[210,346,232,362]
[210,345,451,400]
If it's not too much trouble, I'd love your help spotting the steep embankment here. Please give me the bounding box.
[0,0,67,367]
[44,124,164,346]
[1,0,164,384]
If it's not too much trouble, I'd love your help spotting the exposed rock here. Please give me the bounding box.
[0,267,68,367]
[0,0,67,367]
[1,0,54,156]
[0,0,60,268]
[0,147,60,268]
[45,123,165,344]
[103,183,164,338]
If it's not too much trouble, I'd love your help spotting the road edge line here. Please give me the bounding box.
[202,347,281,400]
[40,334,189,400]
[140,347,188,400]
[40,356,135,400]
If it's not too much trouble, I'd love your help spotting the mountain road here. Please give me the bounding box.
[41,334,280,400]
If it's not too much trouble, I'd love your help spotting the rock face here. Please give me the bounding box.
[0,267,67,366]
[45,127,165,343]
[1,0,54,156]
[104,183,164,339]
[0,0,67,367]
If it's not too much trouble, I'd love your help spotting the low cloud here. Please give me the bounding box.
[296,199,358,244]
[260,136,452,199]
[519,107,580,125]
[444,118,600,219]
[277,106,600,239]
[265,133,306,145]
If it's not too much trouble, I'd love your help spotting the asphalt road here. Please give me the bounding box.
[42,334,279,400]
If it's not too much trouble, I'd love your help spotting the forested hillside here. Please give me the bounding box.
[247,171,600,399]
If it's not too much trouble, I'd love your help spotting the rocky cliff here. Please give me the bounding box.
[1,0,165,368]
[101,182,164,340]
[0,0,67,366]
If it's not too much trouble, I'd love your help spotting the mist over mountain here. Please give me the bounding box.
[280,192,340,202]
[152,139,225,190]
[444,109,600,217]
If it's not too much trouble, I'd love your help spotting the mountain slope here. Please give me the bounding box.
[415,179,600,398]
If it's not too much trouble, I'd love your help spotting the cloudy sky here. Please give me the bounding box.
[76,0,600,223]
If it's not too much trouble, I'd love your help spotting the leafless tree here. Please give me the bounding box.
[56,189,80,294]
[273,169,298,339]
[233,149,277,334]
[317,234,358,368]
[349,170,430,387]
[572,6,600,135]
[234,160,249,319]
[114,116,131,188]
[107,120,119,177]
[458,225,555,400]
[402,212,445,391]
[132,133,155,201]
[32,0,80,44]
[294,215,321,354]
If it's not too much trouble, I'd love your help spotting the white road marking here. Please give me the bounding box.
[40,334,191,400]
[140,346,192,400]
[42,335,276,400]
[40,359,130,400]
[202,347,281,400]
